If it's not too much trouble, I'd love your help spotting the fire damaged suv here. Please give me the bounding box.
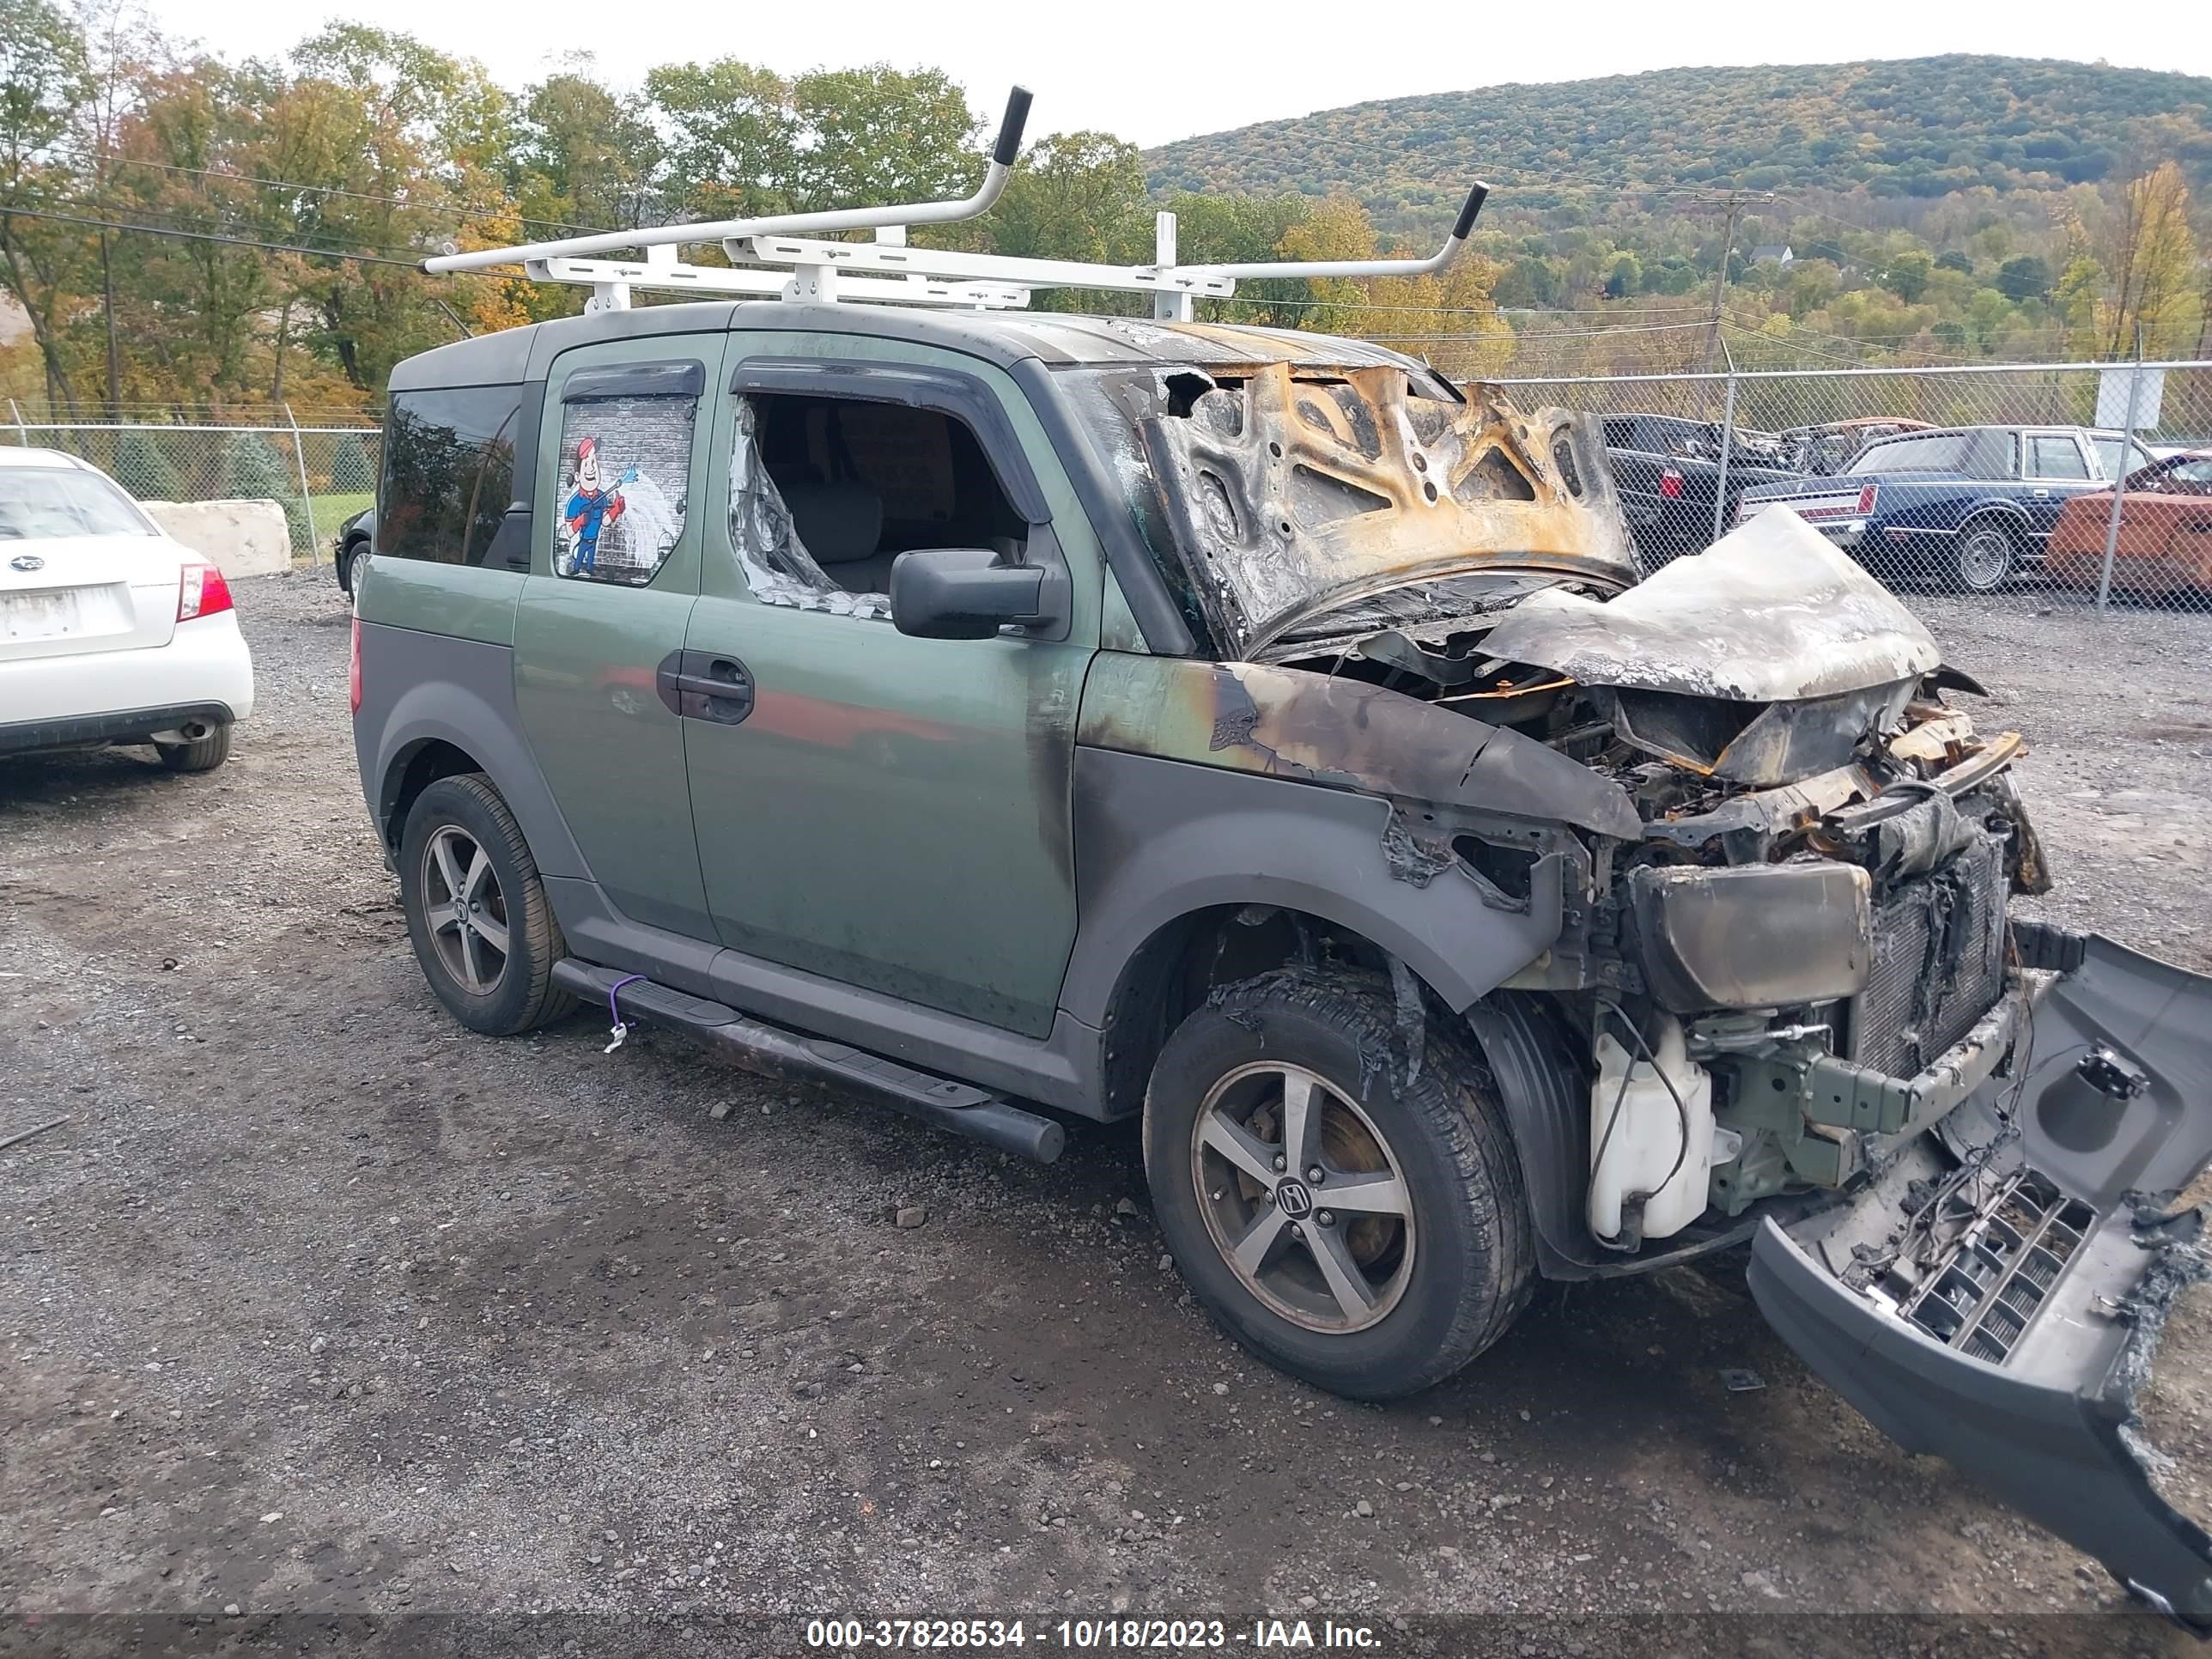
[355,302,2212,1624]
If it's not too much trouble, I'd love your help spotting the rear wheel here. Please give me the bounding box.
[1950,517,2019,592]
[398,774,573,1035]
[1144,969,1534,1401]
[155,722,232,773]
[341,541,368,595]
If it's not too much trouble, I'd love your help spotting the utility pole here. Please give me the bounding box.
[1698,190,1744,380]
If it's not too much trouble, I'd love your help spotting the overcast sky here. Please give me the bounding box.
[143,0,2212,149]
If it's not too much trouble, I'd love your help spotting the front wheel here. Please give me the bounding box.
[398,774,573,1036]
[1950,518,2019,592]
[1144,970,1534,1401]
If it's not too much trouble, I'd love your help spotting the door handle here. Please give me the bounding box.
[656,650,754,725]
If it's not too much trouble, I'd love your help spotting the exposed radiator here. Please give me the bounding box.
[1850,831,2008,1080]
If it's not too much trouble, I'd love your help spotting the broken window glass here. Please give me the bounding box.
[554,393,694,586]
[725,398,894,621]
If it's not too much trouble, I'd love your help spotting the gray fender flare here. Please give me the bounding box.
[1060,745,1563,1027]
[358,624,587,883]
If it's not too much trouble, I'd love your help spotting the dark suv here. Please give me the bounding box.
[351,300,2212,1624]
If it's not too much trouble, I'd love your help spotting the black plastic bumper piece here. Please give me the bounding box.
[1748,930,2212,1632]
[550,960,1065,1164]
[0,700,232,757]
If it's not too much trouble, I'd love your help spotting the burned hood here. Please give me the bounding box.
[1133,363,1637,656]
[1480,508,1942,702]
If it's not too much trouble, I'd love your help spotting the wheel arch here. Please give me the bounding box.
[1067,745,1566,1121]
[356,625,586,884]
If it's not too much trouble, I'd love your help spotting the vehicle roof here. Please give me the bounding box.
[0,446,94,470]
[1862,422,2130,442]
[387,300,1439,392]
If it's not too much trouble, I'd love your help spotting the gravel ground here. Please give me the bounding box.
[4,571,2211,1653]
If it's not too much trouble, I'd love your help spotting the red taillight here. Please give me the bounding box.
[1658,467,1685,500]
[1856,483,1879,515]
[349,616,362,715]
[177,562,233,622]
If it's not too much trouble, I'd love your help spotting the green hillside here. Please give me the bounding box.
[1145,55,2212,235]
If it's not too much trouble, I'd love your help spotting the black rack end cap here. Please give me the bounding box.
[994,87,1034,167]
[1453,181,1491,240]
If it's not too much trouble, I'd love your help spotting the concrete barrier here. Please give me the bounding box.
[142,499,291,578]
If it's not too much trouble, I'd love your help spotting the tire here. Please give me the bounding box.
[341,541,368,596]
[155,722,232,772]
[1949,516,2019,593]
[1144,969,1534,1401]
[398,773,574,1036]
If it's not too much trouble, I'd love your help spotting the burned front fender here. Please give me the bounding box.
[1077,652,1641,842]
[1748,928,2212,1629]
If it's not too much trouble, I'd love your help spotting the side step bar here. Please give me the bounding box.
[551,960,1066,1164]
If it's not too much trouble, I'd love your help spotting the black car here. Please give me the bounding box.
[334,506,374,596]
[1598,413,1802,566]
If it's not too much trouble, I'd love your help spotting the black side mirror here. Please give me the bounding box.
[890,547,1047,640]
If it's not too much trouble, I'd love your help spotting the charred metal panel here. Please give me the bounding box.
[1137,364,1633,656]
[1060,745,1565,1024]
[1483,508,1942,703]
[1077,651,1642,842]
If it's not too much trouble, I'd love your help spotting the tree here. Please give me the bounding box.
[1602,252,1641,299]
[2094,162,2199,356]
[516,58,659,230]
[978,131,1148,312]
[1935,249,1974,273]
[787,66,975,209]
[330,431,373,492]
[1996,254,2052,301]
[0,0,94,410]
[114,429,181,499]
[1881,249,1934,301]
[645,58,793,219]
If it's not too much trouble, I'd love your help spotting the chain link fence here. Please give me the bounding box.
[1487,359,2212,614]
[3,404,381,564]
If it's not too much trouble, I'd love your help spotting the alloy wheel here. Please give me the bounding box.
[421,823,510,994]
[1189,1062,1416,1334]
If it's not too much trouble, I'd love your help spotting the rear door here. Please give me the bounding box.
[0,467,180,665]
[511,337,724,940]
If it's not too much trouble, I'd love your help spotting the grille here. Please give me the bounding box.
[1850,831,2008,1080]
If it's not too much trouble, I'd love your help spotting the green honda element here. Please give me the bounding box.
[353,298,2212,1623]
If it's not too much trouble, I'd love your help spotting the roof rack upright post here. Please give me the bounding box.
[1152,212,1192,322]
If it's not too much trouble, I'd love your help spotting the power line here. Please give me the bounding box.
[49,145,609,238]
[0,204,477,272]
[17,191,453,263]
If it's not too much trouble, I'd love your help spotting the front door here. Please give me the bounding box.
[512,337,723,939]
[678,337,1095,1037]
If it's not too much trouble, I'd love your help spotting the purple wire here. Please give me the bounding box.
[607,973,647,1029]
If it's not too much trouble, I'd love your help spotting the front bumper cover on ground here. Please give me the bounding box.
[1749,929,2212,1629]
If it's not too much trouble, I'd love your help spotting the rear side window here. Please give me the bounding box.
[553,374,698,587]
[380,386,523,564]
[1859,433,1967,474]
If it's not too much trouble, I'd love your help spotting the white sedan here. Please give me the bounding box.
[0,447,253,772]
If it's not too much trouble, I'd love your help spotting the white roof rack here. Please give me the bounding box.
[422,87,1489,321]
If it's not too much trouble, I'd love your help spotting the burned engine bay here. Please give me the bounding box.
[1261,509,2056,1232]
